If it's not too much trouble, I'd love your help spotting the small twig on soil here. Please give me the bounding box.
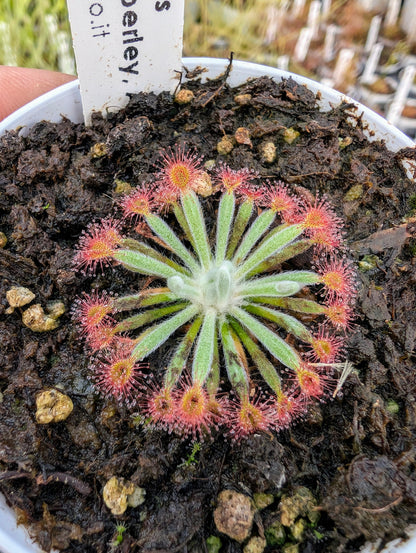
[196,52,234,108]
[0,471,31,482]
[332,361,355,398]
[36,472,92,495]
[355,494,403,513]
[352,401,362,452]
[0,470,91,496]
[174,65,209,95]
[214,449,229,495]
[289,434,310,453]
[310,435,325,447]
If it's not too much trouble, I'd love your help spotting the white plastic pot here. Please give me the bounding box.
[0,58,415,553]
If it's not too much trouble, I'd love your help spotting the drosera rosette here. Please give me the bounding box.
[72,147,358,440]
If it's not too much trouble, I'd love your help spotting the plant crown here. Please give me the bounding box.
[73,148,357,440]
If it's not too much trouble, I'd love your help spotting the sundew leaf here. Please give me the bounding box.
[238,279,304,298]
[247,239,312,277]
[206,335,220,397]
[236,224,304,279]
[115,302,189,333]
[216,191,235,263]
[226,199,254,258]
[192,308,217,385]
[249,296,326,315]
[181,190,212,270]
[233,209,276,265]
[231,319,282,395]
[132,304,199,361]
[146,212,200,272]
[238,270,320,297]
[244,304,313,343]
[121,238,190,275]
[219,318,249,400]
[244,270,321,286]
[114,248,185,279]
[173,202,197,250]
[231,306,301,371]
[114,288,179,311]
[164,316,203,389]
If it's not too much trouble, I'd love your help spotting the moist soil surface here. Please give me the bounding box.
[1,70,416,553]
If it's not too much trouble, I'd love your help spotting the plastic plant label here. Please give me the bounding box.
[322,0,331,18]
[333,48,354,87]
[387,65,416,125]
[294,27,313,63]
[66,0,184,124]
[364,15,381,53]
[360,43,383,84]
[323,24,338,62]
[277,55,289,71]
[292,0,306,17]
[307,0,321,39]
[385,0,401,27]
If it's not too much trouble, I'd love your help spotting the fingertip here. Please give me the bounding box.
[0,66,76,121]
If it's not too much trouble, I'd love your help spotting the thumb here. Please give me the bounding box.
[0,66,76,121]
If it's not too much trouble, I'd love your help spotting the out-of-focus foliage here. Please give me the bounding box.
[0,0,73,71]
[0,0,304,72]
[183,0,298,66]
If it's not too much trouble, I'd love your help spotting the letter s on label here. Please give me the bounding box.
[155,1,171,11]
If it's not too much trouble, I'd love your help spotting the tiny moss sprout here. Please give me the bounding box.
[73,148,357,440]
[179,441,201,467]
[112,524,126,547]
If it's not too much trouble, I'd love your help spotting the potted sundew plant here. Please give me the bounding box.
[0,59,415,553]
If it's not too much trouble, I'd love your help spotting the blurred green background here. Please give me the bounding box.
[0,0,412,91]
[0,0,307,72]
[0,1,382,74]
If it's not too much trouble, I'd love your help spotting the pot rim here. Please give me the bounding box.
[0,57,415,553]
[1,58,415,152]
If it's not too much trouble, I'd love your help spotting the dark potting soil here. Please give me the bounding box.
[0,70,416,553]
